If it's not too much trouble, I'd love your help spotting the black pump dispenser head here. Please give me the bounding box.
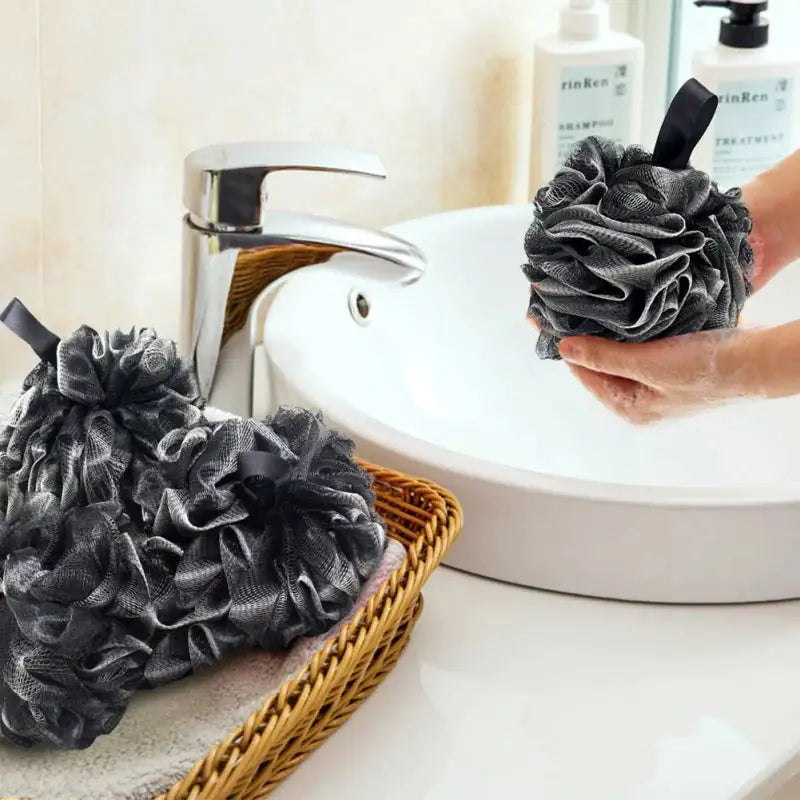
[694,0,769,48]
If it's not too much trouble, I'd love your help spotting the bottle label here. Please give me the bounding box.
[556,63,633,164]
[711,76,794,187]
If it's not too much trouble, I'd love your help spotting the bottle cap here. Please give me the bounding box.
[560,0,609,39]
[694,0,769,49]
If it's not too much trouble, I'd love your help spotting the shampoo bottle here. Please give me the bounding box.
[529,0,644,193]
[692,0,799,187]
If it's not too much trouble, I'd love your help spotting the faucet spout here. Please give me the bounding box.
[179,141,427,416]
[251,210,426,285]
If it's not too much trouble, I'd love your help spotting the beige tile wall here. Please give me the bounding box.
[0,0,567,381]
[1,1,42,377]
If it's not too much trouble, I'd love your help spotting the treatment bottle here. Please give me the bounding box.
[692,0,800,187]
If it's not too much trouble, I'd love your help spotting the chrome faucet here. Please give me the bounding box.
[180,142,426,416]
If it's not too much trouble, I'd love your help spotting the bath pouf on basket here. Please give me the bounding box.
[0,299,204,521]
[0,300,389,751]
[523,78,755,359]
[0,493,155,749]
[133,407,386,686]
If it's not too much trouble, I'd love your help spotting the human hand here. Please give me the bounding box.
[556,328,767,424]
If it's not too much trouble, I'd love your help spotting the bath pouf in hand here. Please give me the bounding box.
[0,300,204,522]
[522,80,755,359]
[134,407,386,686]
[0,494,154,749]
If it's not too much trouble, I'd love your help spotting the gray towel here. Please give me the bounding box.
[523,136,754,359]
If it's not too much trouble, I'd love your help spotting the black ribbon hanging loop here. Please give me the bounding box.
[652,78,719,170]
[0,297,60,365]
[238,450,292,522]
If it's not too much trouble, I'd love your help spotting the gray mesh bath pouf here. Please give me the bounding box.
[523,79,755,359]
[0,299,204,522]
[0,493,154,749]
[134,407,386,686]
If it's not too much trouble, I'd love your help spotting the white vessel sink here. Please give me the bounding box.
[261,204,800,603]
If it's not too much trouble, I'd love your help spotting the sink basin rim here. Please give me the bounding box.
[263,203,800,510]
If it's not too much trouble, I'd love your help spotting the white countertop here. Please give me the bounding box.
[275,568,800,800]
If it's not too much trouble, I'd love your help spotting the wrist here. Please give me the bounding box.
[709,327,766,399]
[734,322,800,400]
[741,149,800,288]
[741,180,780,291]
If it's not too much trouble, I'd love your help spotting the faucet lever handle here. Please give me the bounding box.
[184,141,387,228]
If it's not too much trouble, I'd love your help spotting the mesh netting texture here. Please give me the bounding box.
[0,327,385,750]
[0,326,204,521]
[0,496,153,749]
[133,409,385,687]
[523,136,755,359]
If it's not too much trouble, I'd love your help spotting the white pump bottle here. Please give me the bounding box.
[692,0,800,188]
[529,0,644,194]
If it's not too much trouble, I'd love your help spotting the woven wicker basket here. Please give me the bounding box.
[1,464,461,800]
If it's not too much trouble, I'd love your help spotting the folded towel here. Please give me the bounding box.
[0,536,406,800]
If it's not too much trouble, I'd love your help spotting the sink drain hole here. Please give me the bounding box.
[349,290,371,325]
